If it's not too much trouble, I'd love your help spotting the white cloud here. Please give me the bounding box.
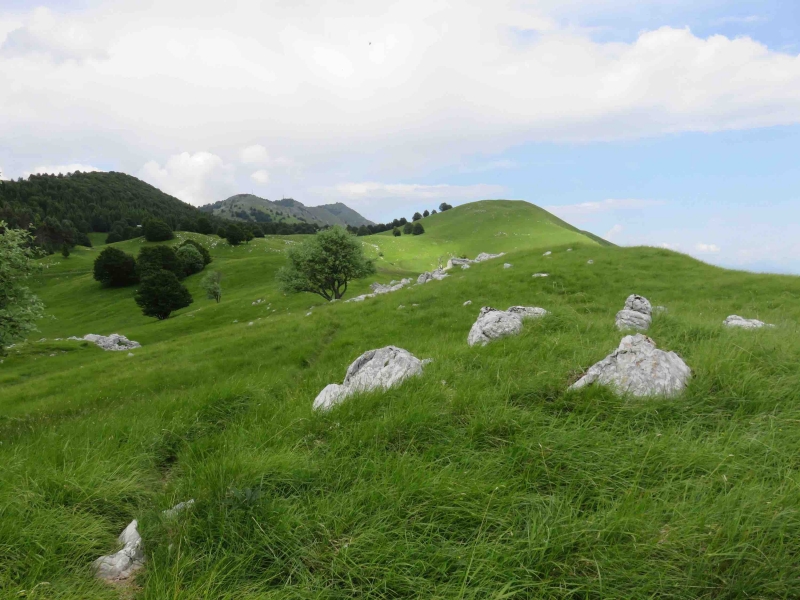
[695,242,721,253]
[250,169,270,184]
[0,7,107,62]
[240,145,296,170]
[604,224,624,241]
[546,199,664,217]
[138,152,234,206]
[24,163,102,178]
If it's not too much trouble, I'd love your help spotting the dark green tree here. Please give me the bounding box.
[196,216,213,234]
[225,224,245,246]
[137,245,183,278]
[392,227,401,237]
[403,222,413,234]
[143,218,174,242]
[412,222,425,235]
[179,239,212,265]
[93,247,138,287]
[412,212,422,221]
[438,202,453,212]
[177,244,205,276]
[423,209,430,217]
[61,244,70,258]
[134,269,193,320]
[276,226,375,301]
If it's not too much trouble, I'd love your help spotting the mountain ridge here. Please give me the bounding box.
[200,193,374,227]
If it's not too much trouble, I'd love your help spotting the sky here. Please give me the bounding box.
[0,0,798,273]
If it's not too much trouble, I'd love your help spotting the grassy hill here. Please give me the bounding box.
[2,201,800,598]
[201,194,373,228]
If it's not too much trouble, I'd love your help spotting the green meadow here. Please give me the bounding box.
[2,201,800,599]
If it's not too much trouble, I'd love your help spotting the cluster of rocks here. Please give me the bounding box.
[346,278,413,303]
[467,305,549,347]
[68,334,140,352]
[446,252,505,270]
[417,269,448,284]
[313,346,432,411]
[94,500,195,583]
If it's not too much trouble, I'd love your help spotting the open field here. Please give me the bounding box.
[2,202,800,598]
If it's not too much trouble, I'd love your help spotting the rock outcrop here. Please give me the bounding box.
[346,278,412,302]
[543,251,551,256]
[615,294,652,331]
[474,252,505,263]
[467,305,549,347]
[313,346,430,411]
[570,334,691,398]
[503,263,512,269]
[69,334,140,351]
[532,273,549,278]
[417,269,448,284]
[723,315,773,329]
[93,520,145,582]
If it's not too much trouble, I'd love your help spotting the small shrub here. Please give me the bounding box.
[202,271,223,303]
[412,222,425,235]
[93,247,138,287]
[135,269,193,320]
[392,227,401,237]
[60,244,70,258]
[143,218,174,242]
[177,244,205,276]
[403,222,413,234]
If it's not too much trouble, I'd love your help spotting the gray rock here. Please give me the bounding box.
[723,315,773,329]
[431,268,449,281]
[543,251,552,256]
[313,346,429,411]
[570,334,691,397]
[370,278,412,295]
[93,520,145,582]
[587,260,594,264]
[461,264,471,270]
[532,273,549,278]
[163,499,195,519]
[463,300,472,306]
[566,248,572,252]
[615,294,653,331]
[473,252,505,263]
[468,307,523,347]
[450,258,472,266]
[417,272,432,284]
[72,334,141,351]
[507,306,549,320]
[503,263,512,269]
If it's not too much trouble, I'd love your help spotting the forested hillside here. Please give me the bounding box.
[201,194,373,227]
[0,172,220,251]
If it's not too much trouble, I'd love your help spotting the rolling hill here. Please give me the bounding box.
[2,200,800,598]
[201,194,373,227]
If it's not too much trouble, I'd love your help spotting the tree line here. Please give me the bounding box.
[346,202,453,237]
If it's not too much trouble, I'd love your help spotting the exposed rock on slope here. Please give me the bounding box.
[345,278,413,303]
[313,346,430,411]
[69,334,141,351]
[93,520,144,582]
[570,334,691,398]
[615,294,652,331]
[723,315,773,329]
[467,306,549,347]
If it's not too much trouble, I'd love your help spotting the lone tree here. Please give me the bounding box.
[423,209,430,217]
[93,247,138,287]
[134,269,193,320]
[412,212,422,221]
[439,202,453,212]
[392,227,401,237]
[0,221,45,351]
[277,226,375,301]
[412,222,425,235]
[177,244,205,276]
[225,223,245,246]
[143,218,174,242]
[202,271,223,303]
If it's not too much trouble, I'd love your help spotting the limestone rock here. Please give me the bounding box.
[587,260,594,264]
[570,334,691,398]
[503,263,512,269]
[507,306,549,320]
[463,300,472,306]
[70,334,141,351]
[461,264,471,270]
[468,307,523,347]
[532,273,549,278]
[723,315,773,329]
[313,346,429,411]
[417,272,432,284]
[543,251,552,256]
[163,499,195,519]
[93,520,145,582]
[566,248,572,252]
[615,294,652,331]
[473,252,505,263]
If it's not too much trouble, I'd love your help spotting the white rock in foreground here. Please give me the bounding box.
[69,334,141,351]
[313,346,430,411]
[93,520,145,582]
[467,305,549,347]
[615,294,653,331]
[723,315,773,329]
[570,334,691,398]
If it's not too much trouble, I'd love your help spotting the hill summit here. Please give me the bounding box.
[200,194,373,227]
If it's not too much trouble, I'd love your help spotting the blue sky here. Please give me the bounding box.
[1,0,798,273]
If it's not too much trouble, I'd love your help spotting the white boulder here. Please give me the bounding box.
[615,294,653,331]
[70,334,141,351]
[532,273,549,278]
[93,520,145,582]
[723,315,773,329]
[503,263,512,269]
[474,252,505,263]
[313,346,430,411]
[543,251,552,256]
[570,334,691,398]
[587,260,594,264]
[463,300,472,306]
[467,305,548,347]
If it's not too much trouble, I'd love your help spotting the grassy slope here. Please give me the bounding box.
[2,202,800,598]
[368,200,601,272]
